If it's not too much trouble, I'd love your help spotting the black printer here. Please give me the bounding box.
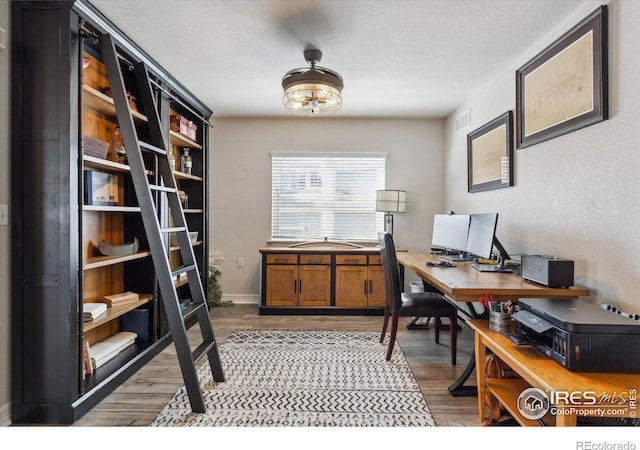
[512,298,640,373]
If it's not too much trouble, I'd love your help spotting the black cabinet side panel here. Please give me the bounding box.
[12,3,78,424]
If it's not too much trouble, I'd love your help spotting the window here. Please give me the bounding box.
[271,153,386,241]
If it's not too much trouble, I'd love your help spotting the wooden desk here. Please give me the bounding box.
[396,252,590,304]
[395,252,591,395]
[468,319,639,426]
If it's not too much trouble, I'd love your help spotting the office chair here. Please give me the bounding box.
[378,231,457,364]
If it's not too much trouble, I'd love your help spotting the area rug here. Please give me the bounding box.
[149,329,436,427]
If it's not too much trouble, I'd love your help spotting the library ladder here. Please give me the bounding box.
[99,33,225,413]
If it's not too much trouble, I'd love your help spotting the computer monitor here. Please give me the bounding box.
[431,214,470,260]
[466,213,512,272]
[465,213,498,259]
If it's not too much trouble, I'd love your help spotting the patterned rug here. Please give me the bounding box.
[149,329,436,427]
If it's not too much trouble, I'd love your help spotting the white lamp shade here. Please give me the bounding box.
[376,190,406,213]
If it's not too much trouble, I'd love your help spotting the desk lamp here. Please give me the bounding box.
[376,190,406,236]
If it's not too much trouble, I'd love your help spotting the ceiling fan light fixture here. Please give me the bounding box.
[282,49,343,115]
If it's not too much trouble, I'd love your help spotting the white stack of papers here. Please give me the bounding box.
[83,302,108,322]
[90,331,138,368]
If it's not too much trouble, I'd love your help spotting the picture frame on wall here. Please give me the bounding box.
[467,111,514,193]
[516,5,608,149]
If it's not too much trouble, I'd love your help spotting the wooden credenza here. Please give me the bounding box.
[259,246,393,315]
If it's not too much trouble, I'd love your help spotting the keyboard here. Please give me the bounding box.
[440,254,465,261]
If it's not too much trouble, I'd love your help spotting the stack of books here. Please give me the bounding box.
[83,302,107,322]
[104,291,139,308]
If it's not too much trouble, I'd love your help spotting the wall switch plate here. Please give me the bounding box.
[237,257,244,268]
[0,204,8,225]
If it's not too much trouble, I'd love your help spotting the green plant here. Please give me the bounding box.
[207,244,233,308]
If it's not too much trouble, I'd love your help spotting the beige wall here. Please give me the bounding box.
[210,118,445,301]
[444,0,640,313]
[0,0,10,426]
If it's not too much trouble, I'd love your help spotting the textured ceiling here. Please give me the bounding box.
[89,0,588,119]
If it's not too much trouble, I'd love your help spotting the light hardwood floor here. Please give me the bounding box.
[73,304,480,427]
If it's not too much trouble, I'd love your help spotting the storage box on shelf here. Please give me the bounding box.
[170,113,198,140]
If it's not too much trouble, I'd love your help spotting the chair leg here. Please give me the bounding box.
[386,315,399,361]
[450,313,457,365]
[380,307,390,343]
[434,317,440,344]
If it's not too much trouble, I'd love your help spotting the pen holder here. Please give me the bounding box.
[489,311,511,333]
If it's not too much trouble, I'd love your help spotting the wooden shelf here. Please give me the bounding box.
[81,339,162,394]
[169,240,202,252]
[83,155,153,176]
[83,205,141,212]
[83,294,154,332]
[485,378,555,426]
[83,155,129,172]
[84,250,152,270]
[169,129,202,149]
[83,84,148,122]
[173,170,203,181]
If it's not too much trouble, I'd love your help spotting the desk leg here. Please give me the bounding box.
[448,358,478,396]
[475,334,487,423]
[448,302,489,397]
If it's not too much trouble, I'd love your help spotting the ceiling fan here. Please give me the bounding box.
[281,48,344,115]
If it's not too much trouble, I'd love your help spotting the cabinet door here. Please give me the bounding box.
[299,265,331,307]
[335,266,367,307]
[266,265,299,306]
[367,265,386,307]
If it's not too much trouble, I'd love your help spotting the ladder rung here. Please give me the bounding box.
[139,141,167,155]
[172,264,197,278]
[160,226,186,233]
[149,184,177,193]
[182,301,207,321]
[192,340,217,365]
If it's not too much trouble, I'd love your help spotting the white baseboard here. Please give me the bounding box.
[222,294,260,305]
[0,401,10,426]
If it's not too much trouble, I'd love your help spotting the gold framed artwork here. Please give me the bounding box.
[516,5,608,149]
[467,111,514,193]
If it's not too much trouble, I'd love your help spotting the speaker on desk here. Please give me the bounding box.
[521,254,574,288]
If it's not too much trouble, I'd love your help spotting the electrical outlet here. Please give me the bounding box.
[0,204,8,226]
[237,257,244,268]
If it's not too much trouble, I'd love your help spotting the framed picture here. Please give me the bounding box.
[467,111,514,193]
[516,5,608,149]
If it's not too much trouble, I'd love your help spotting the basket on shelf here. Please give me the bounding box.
[83,136,110,159]
[98,237,140,256]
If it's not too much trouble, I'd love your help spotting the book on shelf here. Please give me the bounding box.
[83,339,93,375]
[104,291,139,308]
[84,170,119,206]
[90,331,138,369]
[83,302,108,321]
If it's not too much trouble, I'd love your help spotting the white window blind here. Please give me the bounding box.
[271,154,386,241]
